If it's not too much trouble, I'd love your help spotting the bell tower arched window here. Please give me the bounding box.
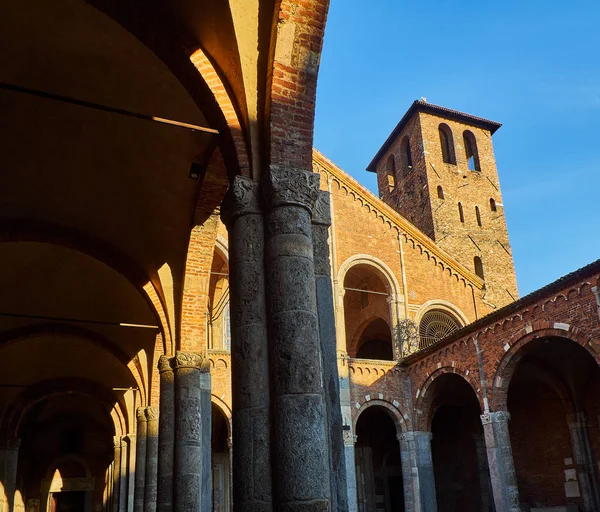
[474,256,484,279]
[463,131,480,171]
[401,136,413,174]
[439,123,456,164]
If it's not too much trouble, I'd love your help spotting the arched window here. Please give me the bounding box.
[458,202,464,223]
[437,185,444,199]
[475,206,482,226]
[402,136,413,173]
[490,198,497,211]
[438,123,456,164]
[222,304,231,351]
[386,154,396,190]
[474,256,484,279]
[463,131,480,171]
[419,310,461,349]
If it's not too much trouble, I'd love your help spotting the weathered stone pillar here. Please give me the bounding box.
[145,407,159,512]
[112,436,123,512]
[221,176,273,510]
[119,437,128,512]
[134,409,147,512]
[263,167,331,510]
[156,356,174,512]
[344,431,359,512]
[126,434,136,512]
[474,433,493,512]
[399,431,437,512]
[480,411,519,512]
[567,412,600,511]
[0,438,20,512]
[312,190,348,512]
[172,352,211,512]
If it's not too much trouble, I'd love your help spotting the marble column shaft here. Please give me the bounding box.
[222,176,273,511]
[134,409,147,512]
[399,431,437,512]
[173,351,210,512]
[0,438,20,512]
[567,412,600,511]
[263,167,331,510]
[480,411,520,512]
[145,407,159,512]
[113,437,123,512]
[312,191,348,512]
[157,356,174,512]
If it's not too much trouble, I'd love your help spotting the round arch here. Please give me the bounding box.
[338,254,402,300]
[211,395,232,438]
[490,327,599,411]
[354,399,408,435]
[413,299,469,327]
[414,367,481,431]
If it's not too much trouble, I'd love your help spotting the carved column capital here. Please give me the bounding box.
[311,191,331,226]
[158,355,173,374]
[1,438,21,450]
[481,410,511,425]
[145,406,159,422]
[172,351,207,371]
[136,407,147,423]
[263,166,320,212]
[220,176,262,226]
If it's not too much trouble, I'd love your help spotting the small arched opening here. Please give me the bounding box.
[208,249,230,351]
[474,256,484,280]
[438,124,456,164]
[489,198,497,212]
[475,206,482,227]
[463,131,481,171]
[355,406,405,511]
[458,202,464,223]
[437,186,444,200]
[344,264,394,360]
[401,136,413,174]
[428,374,492,511]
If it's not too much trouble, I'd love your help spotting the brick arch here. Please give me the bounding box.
[0,324,146,406]
[414,366,482,431]
[82,0,243,179]
[353,399,408,434]
[0,377,125,441]
[490,327,599,411]
[0,221,172,348]
[269,0,330,170]
[338,254,402,299]
[349,316,391,356]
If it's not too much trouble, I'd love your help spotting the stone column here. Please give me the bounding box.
[156,356,174,512]
[134,409,147,512]
[221,176,273,510]
[0,438,20,512]
[145,407,159,512]
[312,190,348,512]
[480,411,520,512]
[119,437,128,512]
[344,432,359,512]
[172,351,210,512]
[567,412,600,511]
[112,437,123,512]
[474,433,493,512]
[387,295,401,359]
[263,167,331,510]
[126,435,136,512]
[398,431,437,512]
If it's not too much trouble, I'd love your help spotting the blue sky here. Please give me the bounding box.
[314,0,600,296]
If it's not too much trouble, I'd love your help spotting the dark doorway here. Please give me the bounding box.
[355,406,404,511]
[51,491,86,512]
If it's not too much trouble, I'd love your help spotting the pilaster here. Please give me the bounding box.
[134,408,147,512]
[145,406,159,512]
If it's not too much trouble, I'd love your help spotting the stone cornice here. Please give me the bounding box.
[312,149,484,289]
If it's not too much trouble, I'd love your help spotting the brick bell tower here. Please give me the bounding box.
[367,100,518,309]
